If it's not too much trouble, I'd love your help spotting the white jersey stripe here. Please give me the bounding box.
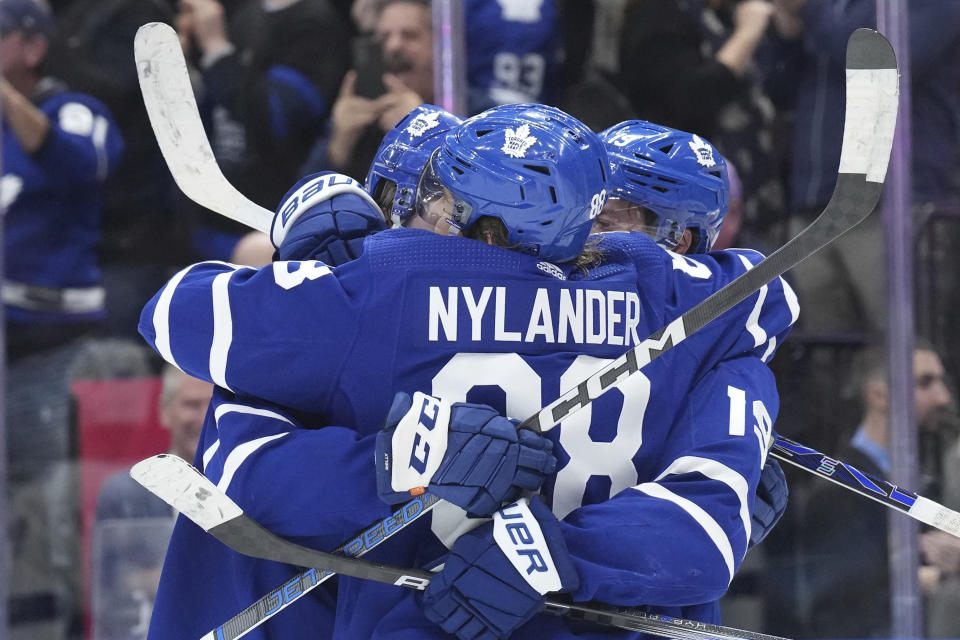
[152,265,195,371]
[217,433,288,493]
[203,405,293,485]
[202,440,220,468]
[780,276,801,325]
[210,271,236,392]
[655,456,752,556]
[214,404,294,426]
[761,336,777,363]
[634,481,736,583]
[737,254,768,347]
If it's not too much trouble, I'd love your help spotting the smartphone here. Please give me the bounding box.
[352,35,386,99]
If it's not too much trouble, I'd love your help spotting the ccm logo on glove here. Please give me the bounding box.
[493,497,562,594]
[390,392,450,492]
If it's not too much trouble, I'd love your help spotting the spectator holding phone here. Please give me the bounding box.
[303,0,433,180]
[174,0,348,260]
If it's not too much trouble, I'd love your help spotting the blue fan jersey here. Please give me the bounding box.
[140,229,798,638]
[4,82,123,325]
[466,0,559,109]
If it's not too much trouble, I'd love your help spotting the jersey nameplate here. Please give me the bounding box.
[428,285,644,347]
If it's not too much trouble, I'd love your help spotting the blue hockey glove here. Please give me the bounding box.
[750,458,788,548]
[271,171,387,266]
[375,392,556,517]
[421,496,579,640]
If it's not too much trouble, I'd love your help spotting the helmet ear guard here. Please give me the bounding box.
[599,120,729,253]
[410,103,609,264]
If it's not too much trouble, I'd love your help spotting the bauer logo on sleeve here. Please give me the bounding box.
[493,497,562,594]
[390,392,451,491]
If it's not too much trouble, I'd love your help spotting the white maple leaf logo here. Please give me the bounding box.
[502,123,537,159]
[687,134,716,167]
[405,111,441,138]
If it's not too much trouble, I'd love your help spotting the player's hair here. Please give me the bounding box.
[464,215,605,273]
[600,120,729,253]
[371,179,397,216]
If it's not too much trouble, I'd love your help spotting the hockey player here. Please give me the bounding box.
[596,119,789,549]
[140,104,796,638]
[341,116,793,639]
[368,111,787,552]
[366,104,464,227]
[273,104,462,271]
[143,104,477,640]
[284,107,787,554]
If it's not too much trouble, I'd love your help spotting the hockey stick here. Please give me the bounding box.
[135,22,274,233]
[771,434,960,536]
[201,491,443,640]
[184,28,899,639]
[132,454,790,640]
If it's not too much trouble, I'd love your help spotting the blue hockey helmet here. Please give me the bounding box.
[365,104,464,227]
[408,103,608,264]
[598,120,729,253]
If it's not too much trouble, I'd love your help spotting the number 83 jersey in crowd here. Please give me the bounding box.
[140,227,797,637]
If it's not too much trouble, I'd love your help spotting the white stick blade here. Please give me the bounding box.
[135,22,274,233]
[909,496,960,537]
[130,453,242,530]
[838,29,899,183]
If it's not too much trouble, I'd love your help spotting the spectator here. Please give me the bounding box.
[302,0,433,181]
[616,0,785,251]
[46,0,184,341]
[801,341,955,639]
[464,0,560,114]
[92,366,213,640]
[765,0,960,336]
[175,0,349,260]
[95,366,213,521]
[0,0,124,636]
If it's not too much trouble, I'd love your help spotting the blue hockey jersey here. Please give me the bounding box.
[466,0,559,112]
[146,389,395,639]
[4,80,123,325]
[140,229,798,638]
[348,352,778,640]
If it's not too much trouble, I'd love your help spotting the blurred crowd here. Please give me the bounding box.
[3,0,960,639]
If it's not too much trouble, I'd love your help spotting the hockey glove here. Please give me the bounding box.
[271,171,387,266]
[749,458,788,548]
[375,392,556,517]
[421,496,579,640]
